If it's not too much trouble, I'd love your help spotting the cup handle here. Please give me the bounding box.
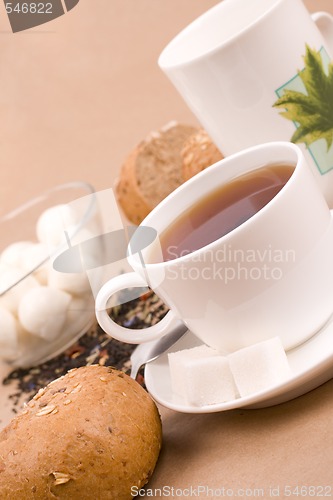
[312,11,333,53]
[95,271,181,344]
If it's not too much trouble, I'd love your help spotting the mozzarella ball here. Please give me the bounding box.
[0,261,8,275]
[0,269,39,314]
[0,306,18,359]
[85,231,105,270]
[20,243,50,285]
[48,266,90,295]
[18,286,71,341]
[65,295,92,326]
[69,228,104,271]
[0,241,33,268]
[20,243,49,271]
[36,204,78,247]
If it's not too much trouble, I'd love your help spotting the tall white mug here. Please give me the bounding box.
[158,0,333,207]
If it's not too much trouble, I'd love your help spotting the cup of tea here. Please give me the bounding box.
[95,142,333,353]
[158,0,333,207]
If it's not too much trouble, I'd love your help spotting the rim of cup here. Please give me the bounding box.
[128,141,302,268]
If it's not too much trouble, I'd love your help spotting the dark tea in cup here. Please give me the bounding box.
[159,164,294,261]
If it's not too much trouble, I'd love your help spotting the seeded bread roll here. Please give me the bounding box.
[0,366,162,500]
[116,121,198,224]
[181,129,223,181]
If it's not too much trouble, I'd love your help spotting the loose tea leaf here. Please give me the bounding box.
[2,290,168,412]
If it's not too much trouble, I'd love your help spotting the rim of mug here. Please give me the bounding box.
[128,141,303,268]
[158,0,285,69]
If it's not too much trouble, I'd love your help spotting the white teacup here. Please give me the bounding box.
[95,142,333,353]
[158,0,333,207]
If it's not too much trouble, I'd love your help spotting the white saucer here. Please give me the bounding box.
[144,315,333,413]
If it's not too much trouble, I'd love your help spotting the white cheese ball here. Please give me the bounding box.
[83,229,105,270]
[36,204,78,247]
[0,306,18,360]
[0,261,8,275]
[20,243,50,285]
[0,268,39,314]
[18,286,71,341]
[20,243,49,271]
[62,227,103,271]
[65,295,91,327]
[0,241,33,268]
[48,266,90,295]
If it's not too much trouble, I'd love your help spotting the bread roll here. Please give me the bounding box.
[181,129,223,181]
[116,121,198,224]
[0,366,162,499]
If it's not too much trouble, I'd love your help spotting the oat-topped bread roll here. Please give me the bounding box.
[116,121,198,224]
[0,366,162,500]
[181,129,223,181]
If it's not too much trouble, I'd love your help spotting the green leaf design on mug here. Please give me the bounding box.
[273,45,333,151]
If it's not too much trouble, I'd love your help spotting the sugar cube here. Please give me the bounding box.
[184,356,237,406]
[168,345,219,398]
[228,336,291,397]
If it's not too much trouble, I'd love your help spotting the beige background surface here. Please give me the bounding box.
[0,0,219,212]
[0,0,331,209]
[1,0,333,496]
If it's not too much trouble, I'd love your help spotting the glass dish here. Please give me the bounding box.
[0,182,102,368]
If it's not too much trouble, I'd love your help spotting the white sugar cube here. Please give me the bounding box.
[228,337,291,397]
[18,285,71,341]
[168,345,219,398]
[184,356,237,406]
